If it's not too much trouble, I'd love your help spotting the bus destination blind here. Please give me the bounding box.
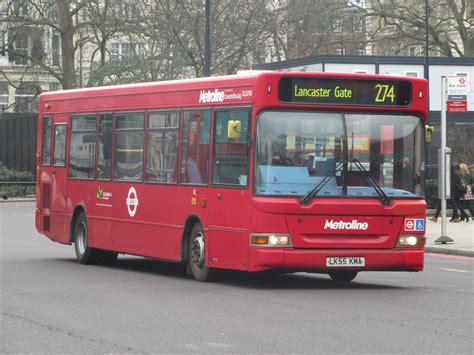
[279,77,412,107]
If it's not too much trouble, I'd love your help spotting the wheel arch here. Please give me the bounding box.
[180,214,202,262]
[69,204,86,244]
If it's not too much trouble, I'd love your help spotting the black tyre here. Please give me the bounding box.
[73,212,102,265]
[188,223,214,282]
[328,270,358,282]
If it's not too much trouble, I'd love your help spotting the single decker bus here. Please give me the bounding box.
[36,71,427,282]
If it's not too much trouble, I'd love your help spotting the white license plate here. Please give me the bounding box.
[326,256,365,267]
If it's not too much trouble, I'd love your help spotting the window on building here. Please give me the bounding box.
[30,32,44,63]
[0,30,6,56]
[49,82,61,91]
[53,124,66,167]
[14,84,38,113]
[51,33,60,66]
[212,110,250,186]
[111,0,139,18]
[69,115,97,179]
[0,82,8,111]
[405,71,419,78]
[114,112,144,181]
[13,32,28,65]
[110,42,144,64]
[356,48,365,55]
[180,110,211,185]
[42,116,52,165]
[98,113,113,180]
[333,19,342,33]
[409,46,417,56]
[336,48,345,55]
[146,111,180,183]
[11,0,29,17]
[353,18,363,33]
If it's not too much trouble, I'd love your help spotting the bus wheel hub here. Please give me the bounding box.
[191,233,205,268]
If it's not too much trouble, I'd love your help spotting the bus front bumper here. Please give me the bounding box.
[247,248,424,273]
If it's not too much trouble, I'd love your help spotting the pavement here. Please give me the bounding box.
[2,198,473,257]
[425,210,474,257]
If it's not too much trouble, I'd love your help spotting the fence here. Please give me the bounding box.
[0,181,36,199]
[0,112,38,177]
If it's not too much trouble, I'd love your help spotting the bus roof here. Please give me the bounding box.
[40,71,425,100]
[39,72,427,119]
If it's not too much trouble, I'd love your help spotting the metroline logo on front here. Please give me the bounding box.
[324,219,369,230]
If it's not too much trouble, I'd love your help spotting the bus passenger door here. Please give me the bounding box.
[49,115,69,243]
[208,109,251,270]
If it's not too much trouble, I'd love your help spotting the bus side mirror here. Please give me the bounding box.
[227,120,242,139]
[425,125,434,143]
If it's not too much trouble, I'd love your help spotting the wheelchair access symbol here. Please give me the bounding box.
[405,218,425,232]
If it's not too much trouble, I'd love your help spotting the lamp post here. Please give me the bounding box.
[204,0,211,77]
[424,0,429,101]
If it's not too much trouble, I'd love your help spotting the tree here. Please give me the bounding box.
[364,0,473,57]
[155,0,283,76]
[2,0,91,89]
[272,0,363,59]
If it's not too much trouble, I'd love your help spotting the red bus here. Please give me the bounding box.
[36,72,427,282]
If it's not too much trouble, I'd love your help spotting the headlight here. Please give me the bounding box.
[396,234,426,247]
[250,233,292,247]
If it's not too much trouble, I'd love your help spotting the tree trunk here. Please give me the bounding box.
[58,0,77,89]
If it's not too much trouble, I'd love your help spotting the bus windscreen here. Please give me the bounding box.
[279,77,412,107]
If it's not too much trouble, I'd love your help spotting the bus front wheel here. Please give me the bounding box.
[328,270,358,282]
[188,223,214,282]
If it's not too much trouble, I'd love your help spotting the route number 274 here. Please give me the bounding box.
[375,84,395,103]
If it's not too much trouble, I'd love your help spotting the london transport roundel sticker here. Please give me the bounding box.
[126,187,139,217]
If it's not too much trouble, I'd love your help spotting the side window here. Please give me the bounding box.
[53,124,66,167]
[69,114,97,179]
[212,109,250,186]
[180,110,211,185]
[42,116,52,165]
[114,112,144,181]
[146,111,179,183]
[98,113,113,180]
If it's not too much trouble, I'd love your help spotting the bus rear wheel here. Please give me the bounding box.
[328,270,358,282]
[73,212,117,265]
[188,223,214,282]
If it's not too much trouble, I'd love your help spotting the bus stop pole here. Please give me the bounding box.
[436,76,453,244]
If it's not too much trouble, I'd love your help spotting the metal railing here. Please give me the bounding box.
[0,181,36,199]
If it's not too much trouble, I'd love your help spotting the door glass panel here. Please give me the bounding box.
[212,110,250,186]
[42,116,52,165]
[180,110,211,185]
[53,124,66,167]
[98,113,113,180]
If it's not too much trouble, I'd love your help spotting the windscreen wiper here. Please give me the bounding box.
[300,162,344,205]
[350,158,391,206]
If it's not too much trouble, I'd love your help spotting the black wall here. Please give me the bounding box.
[0,112,38,177]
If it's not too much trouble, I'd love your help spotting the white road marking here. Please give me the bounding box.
[440,268,469,273]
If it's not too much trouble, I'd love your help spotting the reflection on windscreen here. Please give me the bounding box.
[255,111,423,198]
